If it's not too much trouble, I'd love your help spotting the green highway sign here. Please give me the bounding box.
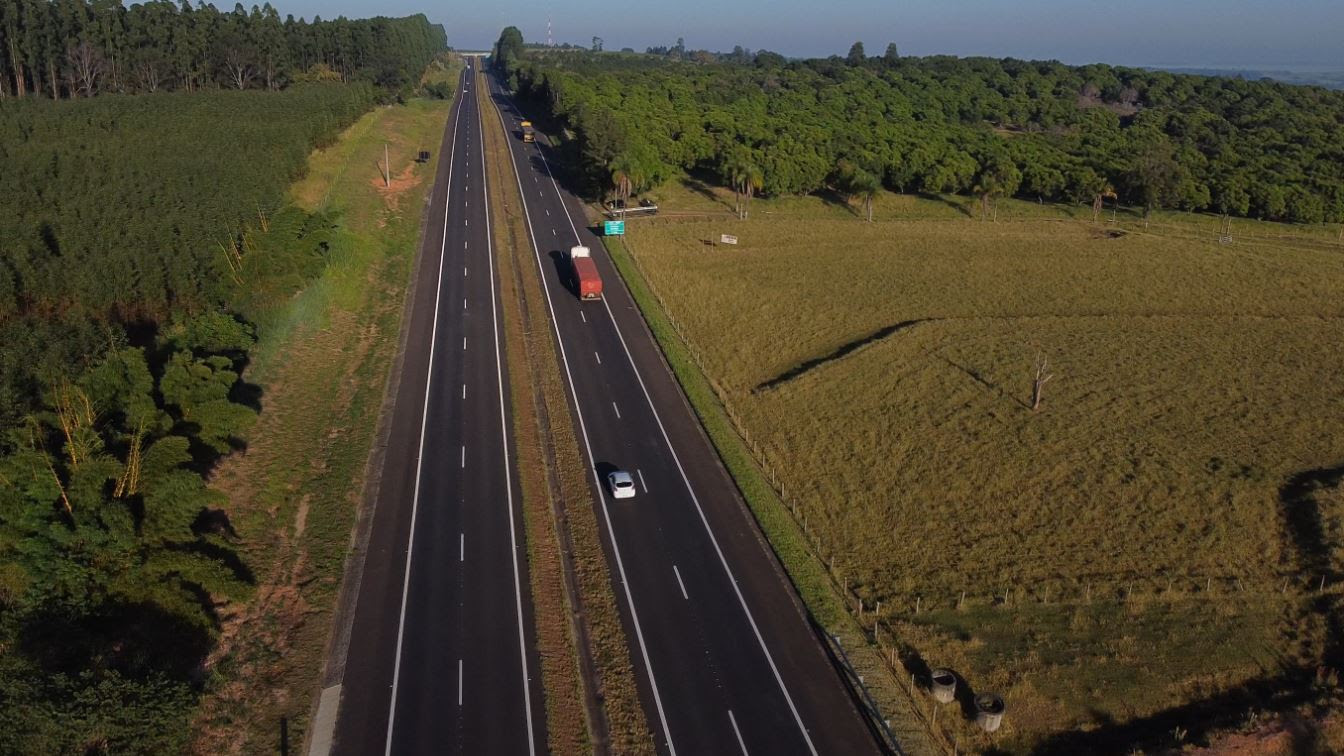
[604,220,626,235]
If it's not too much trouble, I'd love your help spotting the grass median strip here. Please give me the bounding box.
[478,70,588,755]
[480,71,653,754]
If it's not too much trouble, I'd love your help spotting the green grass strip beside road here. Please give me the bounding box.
[602,233,939,754]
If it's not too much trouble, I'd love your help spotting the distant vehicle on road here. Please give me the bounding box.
[569,245,602,300]
[607,470,636,499]
[520,119,535,142]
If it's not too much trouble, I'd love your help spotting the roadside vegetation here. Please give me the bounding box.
[612,183,1344,752]
[192,58,461,752]
[0,11,445,750]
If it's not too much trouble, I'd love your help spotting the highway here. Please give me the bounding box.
[484,72,882,755]
[327,60,546,755]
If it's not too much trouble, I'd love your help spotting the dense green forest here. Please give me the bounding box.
[0,0,445,97]
[0,7,444,750]
[494,30,1344,223]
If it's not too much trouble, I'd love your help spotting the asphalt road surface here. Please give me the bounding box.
[484,72,883,756]
[328,60,546,755]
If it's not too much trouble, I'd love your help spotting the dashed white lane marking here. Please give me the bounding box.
[458,660,464,706]
[637,468,648,493]
[728,711,749,755]
[594,351,601,364]
[463,298,467,310]
[464,240,467,249]
[460,445,466,468]
[463,336,467,350]
[580,310,586,323]
[462,384,466,399]
[385,73,466,756]
[460,533,464,562]
[464,266,468,276]
[673,565,688,600]
[464,218,468,227]
[544,209,549,217]
[612,402,621,419]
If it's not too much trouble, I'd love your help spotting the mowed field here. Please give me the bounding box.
[617,183,1344,750]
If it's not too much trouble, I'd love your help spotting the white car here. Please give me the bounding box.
[607,470,636,500]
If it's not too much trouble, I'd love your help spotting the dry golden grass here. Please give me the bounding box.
[620,181,1344,752]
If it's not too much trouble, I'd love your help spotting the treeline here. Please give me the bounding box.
[0,0,445,97]
[0,84,373,751]
[0,9,445,749]
[0,83,375,321]
[495,32,1344,223]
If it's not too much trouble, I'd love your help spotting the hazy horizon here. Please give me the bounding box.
[272,0,1341,69]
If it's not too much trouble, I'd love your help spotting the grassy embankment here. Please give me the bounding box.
[606,179,1344,753]
[190,58,461,752]
[479,71,653,752]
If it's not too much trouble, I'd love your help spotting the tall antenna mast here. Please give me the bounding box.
[547,16,553,47]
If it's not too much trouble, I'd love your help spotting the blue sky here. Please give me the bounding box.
[287,0,1341,68]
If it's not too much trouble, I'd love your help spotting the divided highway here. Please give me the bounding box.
[484,73,883,755]
[328,60,545,754]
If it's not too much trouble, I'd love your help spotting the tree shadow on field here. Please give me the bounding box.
[815,188,859,216]
[937,355,1032,409]
[681,174,735,211]
[918,192,975,218]
[1023,462,1344,753]
[1279,463,1344,670]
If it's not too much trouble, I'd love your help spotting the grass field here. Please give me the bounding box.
[615,180,1344,752]
[190,59,460,753]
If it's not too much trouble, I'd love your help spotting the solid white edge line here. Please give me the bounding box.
[476,73,539,756]
[637,468,648,493]
[673,564,688,600]
[384,65,466,756]
[520,81,819,755]
[728,710,750,755]
[486,75,678,756]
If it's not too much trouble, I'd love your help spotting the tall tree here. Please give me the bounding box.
[847,40,865,66]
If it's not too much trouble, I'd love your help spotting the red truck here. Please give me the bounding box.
[570,245,602,300]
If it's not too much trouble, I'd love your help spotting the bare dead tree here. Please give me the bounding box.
[136,59,163,92]
[66,39,106,98]
[222,46,257,90]
[1031,351,1054,411]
